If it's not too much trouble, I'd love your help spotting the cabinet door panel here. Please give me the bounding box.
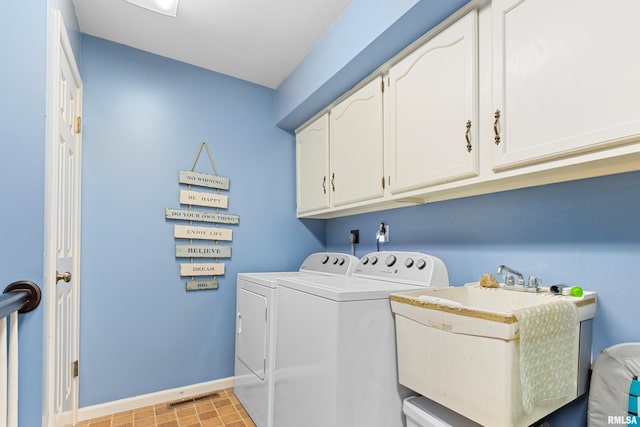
[330,77,384,207]
[492,0,640,171]
[386,11,478,194]
[296,114,330,214]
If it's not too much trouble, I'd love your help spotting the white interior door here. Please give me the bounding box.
[44,10,82,427]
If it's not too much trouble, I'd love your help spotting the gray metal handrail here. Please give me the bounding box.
[0,281,41,319]
[0,280,41,427]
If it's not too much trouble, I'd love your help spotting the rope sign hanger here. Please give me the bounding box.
[190,141,219,175]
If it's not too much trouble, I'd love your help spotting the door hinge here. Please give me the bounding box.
[73,360,79,378]
[74,116,82,134]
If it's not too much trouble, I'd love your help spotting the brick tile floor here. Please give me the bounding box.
[76,388,256,427]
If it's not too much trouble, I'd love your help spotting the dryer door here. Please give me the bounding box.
[236,287,268,380]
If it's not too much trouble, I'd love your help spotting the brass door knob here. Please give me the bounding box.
[56,271,72,283]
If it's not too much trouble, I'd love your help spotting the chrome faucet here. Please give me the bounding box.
[496,265,541,292]
[496,265,525,286]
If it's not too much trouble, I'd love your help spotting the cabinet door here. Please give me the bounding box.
[492,0,640,171]
[296,113,330,214]
[385,11,478,195]
[330,76,384,207]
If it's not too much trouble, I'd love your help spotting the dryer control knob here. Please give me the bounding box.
[416,259,427,270]
[404,258,414,268]
[361,256,369,265]
[370,256,378,265]
[321,255,329,264]
[385,255,397,267]
[338,257,345,265]
[332,257,339,265]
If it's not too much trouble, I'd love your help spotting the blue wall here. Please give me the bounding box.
[325,170,640,425]
[0,2,47,426]
[79,35,324,406]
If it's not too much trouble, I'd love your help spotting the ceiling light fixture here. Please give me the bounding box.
[125,0,179,17]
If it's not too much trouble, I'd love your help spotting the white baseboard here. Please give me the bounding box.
[77,377,235,421]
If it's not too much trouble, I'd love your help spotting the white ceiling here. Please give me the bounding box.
[71,0,355,89]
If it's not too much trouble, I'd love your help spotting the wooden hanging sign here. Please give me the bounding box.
[165,208,240,225]
[174,225,233,241]
[179,170,230,190]
[169,142,237,291]
[175,244,231,258]
[180,189,228,208]
[180,262,225,276]
[186,279,218,291]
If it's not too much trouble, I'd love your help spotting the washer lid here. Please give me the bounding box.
[237,271,305,288]
[277,275,440,302]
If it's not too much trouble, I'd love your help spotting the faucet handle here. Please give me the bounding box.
[527,276,541,288]
[497,265,525,286]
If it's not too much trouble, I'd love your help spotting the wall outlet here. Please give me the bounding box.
[350,229,359,244]
[376,223,389,243]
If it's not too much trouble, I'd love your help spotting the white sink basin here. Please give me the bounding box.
[390,283,597,427]
[391,284,596,339]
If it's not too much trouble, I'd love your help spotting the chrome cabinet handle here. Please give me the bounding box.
[465,120,472,153]
[56,271,71,283]
[331,173,335,192]
[322,176,326,194]
[494,109,501,145]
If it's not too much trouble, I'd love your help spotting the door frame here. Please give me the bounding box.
[43,9,83,427]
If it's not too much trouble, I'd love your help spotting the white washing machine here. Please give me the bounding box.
[234,252,359,427]
[273,251,449,427]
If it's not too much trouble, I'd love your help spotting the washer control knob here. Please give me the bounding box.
[385,255,397,267]
[321,255,329,264]
[332,257,339,265]
[370,256,378,265]
[361,256,369,265]
[338,257,345,265]
[404,258,414,268]
[416,258,427,270]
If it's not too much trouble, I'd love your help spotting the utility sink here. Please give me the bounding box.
[390,283,597,427]
[391,284,596,339]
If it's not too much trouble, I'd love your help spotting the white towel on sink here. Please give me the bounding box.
[514,300,578,414]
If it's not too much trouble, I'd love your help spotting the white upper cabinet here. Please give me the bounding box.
[385,11,478,194]
[296,113,330,214]
[491,0,640,171]
[330,76,384,207]
[295,0,640,218]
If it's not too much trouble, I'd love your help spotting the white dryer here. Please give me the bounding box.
[273,251,449,427]
[234,252,359,427]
